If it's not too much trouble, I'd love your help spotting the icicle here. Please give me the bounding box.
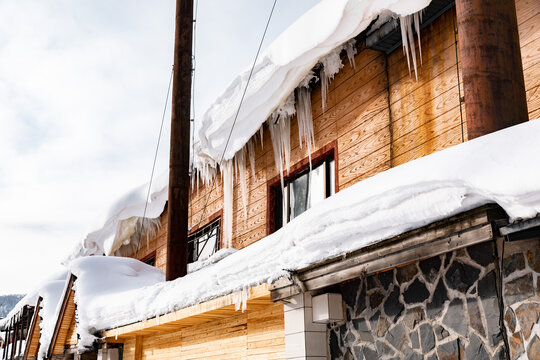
[296,86,315,167]
[319,51,343,112]
[400,15,412,76]
[268,112,292,188]
[235,147,248,218]
[259,126,264,148]
[221,160,234,248]
[234,288,250,312]
[414,12,422,66]
[345,39,357,70]
[247,138,256,179]
[399,10,424,81]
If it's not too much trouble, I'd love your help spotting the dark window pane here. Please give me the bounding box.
[290,172,309,220]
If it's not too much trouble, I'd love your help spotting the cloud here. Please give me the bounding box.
[0,0,321,295]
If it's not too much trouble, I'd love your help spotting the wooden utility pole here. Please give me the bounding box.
[455,0,528,139]
[167,0,193,281]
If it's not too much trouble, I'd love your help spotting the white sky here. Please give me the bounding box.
[0,0,321,295]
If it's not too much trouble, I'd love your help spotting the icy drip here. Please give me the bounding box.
[247,138,256,179]
[399,10,423,80]
[268,93,296,187]
[234,146,248,217]
[345,39,357,70]
[296,86,315,166]
[320,50,344,112]
[221,160,234,248]
[234,288,250,312]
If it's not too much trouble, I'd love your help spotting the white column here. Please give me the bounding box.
[284,293,328,360]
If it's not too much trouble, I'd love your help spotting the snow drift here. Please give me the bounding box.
[72,120,540,341]
[65,0,431,261]
[193,0,430,170]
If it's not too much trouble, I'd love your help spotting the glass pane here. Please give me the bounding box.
[289,172,309,220]
[198,228,217,260]
[309,162,326,207]
[328,158,335,196]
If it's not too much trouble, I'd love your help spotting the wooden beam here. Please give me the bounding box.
[134,336,143,360]
[167,0,193,281]
[101,284,271,340]
[23,298,41,360]
[271,205,507,302]
[47,275,74,358]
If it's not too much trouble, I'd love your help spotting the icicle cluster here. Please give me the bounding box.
[320,50,344,112]
[267,93,296,187]
[296,86,315,166]
[192,39,359,251]
[221,160,234,248]
[345,39,357,70]
[399,10,423,80]
[234,288,250,312]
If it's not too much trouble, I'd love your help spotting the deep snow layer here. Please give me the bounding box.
[70,257,165,348]
[64,0,431,263]
[193,0,430,169]
[73,120,540,342]
[0,271,69,360]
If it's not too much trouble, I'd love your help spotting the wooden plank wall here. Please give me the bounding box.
[120,303,284,360]
[388,10,466,166]
[52,290,77,355]
[516,0,540,120]
[130,3,539,266]
[133,208,168,274]
[26,312,41,359]
[66,313,77,346]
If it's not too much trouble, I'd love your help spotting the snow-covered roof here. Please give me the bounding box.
[70,257,165,348]
[64,0,433,261]
[0,270,70,360]
[64,172,168,262]
[193,0,430,170]
[70,120,540,342]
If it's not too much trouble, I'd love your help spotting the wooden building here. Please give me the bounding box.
[1,0,539,359]
[100,0,539,359]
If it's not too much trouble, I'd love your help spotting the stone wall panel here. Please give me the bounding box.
[329,243,509,359]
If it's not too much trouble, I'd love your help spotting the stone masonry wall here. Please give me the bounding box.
[501,239,540,360]
[329,241,508,359]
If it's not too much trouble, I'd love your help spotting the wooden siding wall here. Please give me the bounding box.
[133,208,168,273]
[52,290,76,355]
[517,0,540,120]
[132,2,539,267]
[120,303,284,360]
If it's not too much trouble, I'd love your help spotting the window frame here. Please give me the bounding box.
[267,141,338,235]
[187,212,222,263]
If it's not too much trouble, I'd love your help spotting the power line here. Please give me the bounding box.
[196,0,278,229]
[189,0,199,230]
[138,66,174,249]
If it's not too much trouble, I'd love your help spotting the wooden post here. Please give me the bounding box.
[134,336,143,360]
[455,0,528,139]
[167,0,193,281]
[10,318,18,360]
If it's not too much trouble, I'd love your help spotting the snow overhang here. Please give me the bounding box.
[366,0,455,54]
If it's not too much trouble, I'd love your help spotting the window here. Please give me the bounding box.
[274,156,335,230]
[141,253,156,267]
[188,218,221,263]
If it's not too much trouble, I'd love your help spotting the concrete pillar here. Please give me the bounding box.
[284,293,328,360]
[455,0,528,139]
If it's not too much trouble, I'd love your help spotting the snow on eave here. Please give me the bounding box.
[63,172,168,264]
[193,0,431,170]
[62,0,433,264]
[74,120,540,336]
